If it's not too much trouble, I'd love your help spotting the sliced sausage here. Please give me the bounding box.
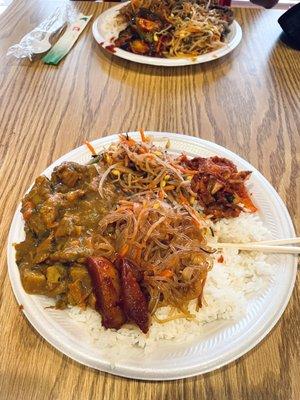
[118,258,150,333]
[86,257,126,329]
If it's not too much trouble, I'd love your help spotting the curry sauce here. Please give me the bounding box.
[15,162,113,309]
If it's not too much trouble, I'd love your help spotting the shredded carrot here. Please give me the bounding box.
[178,192,189,205]
[85,237,93,249]
[119,134,136,147]
[116,205,133,212]
[158,190,165,199]
[138,147,147,154]
[159,269,174,278]
[139,128,150,143]
[134,247,142,264]
[119,243,129,257]
[148,181,157,189]
[191,219,201,229]
[171,163,198,175]
[239,196,257,213]
[84,140,97,155]
[140,128,146,142]
[197,278,207,308]
[164,185,176,191]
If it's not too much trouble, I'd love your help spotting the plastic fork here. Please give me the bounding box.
[30,20,66,54]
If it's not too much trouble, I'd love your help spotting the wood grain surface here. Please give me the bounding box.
[0,1,299,399]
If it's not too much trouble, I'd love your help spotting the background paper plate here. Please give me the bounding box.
[92,2,242,67]
[7,132,297,380]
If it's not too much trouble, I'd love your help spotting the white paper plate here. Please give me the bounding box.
[92,2,242,67]
[7,132,297,380]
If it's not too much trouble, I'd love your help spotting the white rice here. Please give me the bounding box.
[101,14,126,44]
[68,213,273,352]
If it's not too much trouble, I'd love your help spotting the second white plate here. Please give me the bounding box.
[93,2,242,67]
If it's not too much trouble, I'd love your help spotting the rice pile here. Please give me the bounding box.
[102,13,127,43]
[68,213,273,352]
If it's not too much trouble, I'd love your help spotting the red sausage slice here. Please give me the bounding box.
[118,258,150,333]
[86,257,126,330]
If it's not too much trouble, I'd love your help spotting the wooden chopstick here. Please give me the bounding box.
[247,237,300,245]
[212,243,300,254]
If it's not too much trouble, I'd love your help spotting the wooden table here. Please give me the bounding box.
[0,1,299,399]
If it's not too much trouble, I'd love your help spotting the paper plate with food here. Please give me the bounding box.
[7,131,297,380]
[93,0,242,66]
